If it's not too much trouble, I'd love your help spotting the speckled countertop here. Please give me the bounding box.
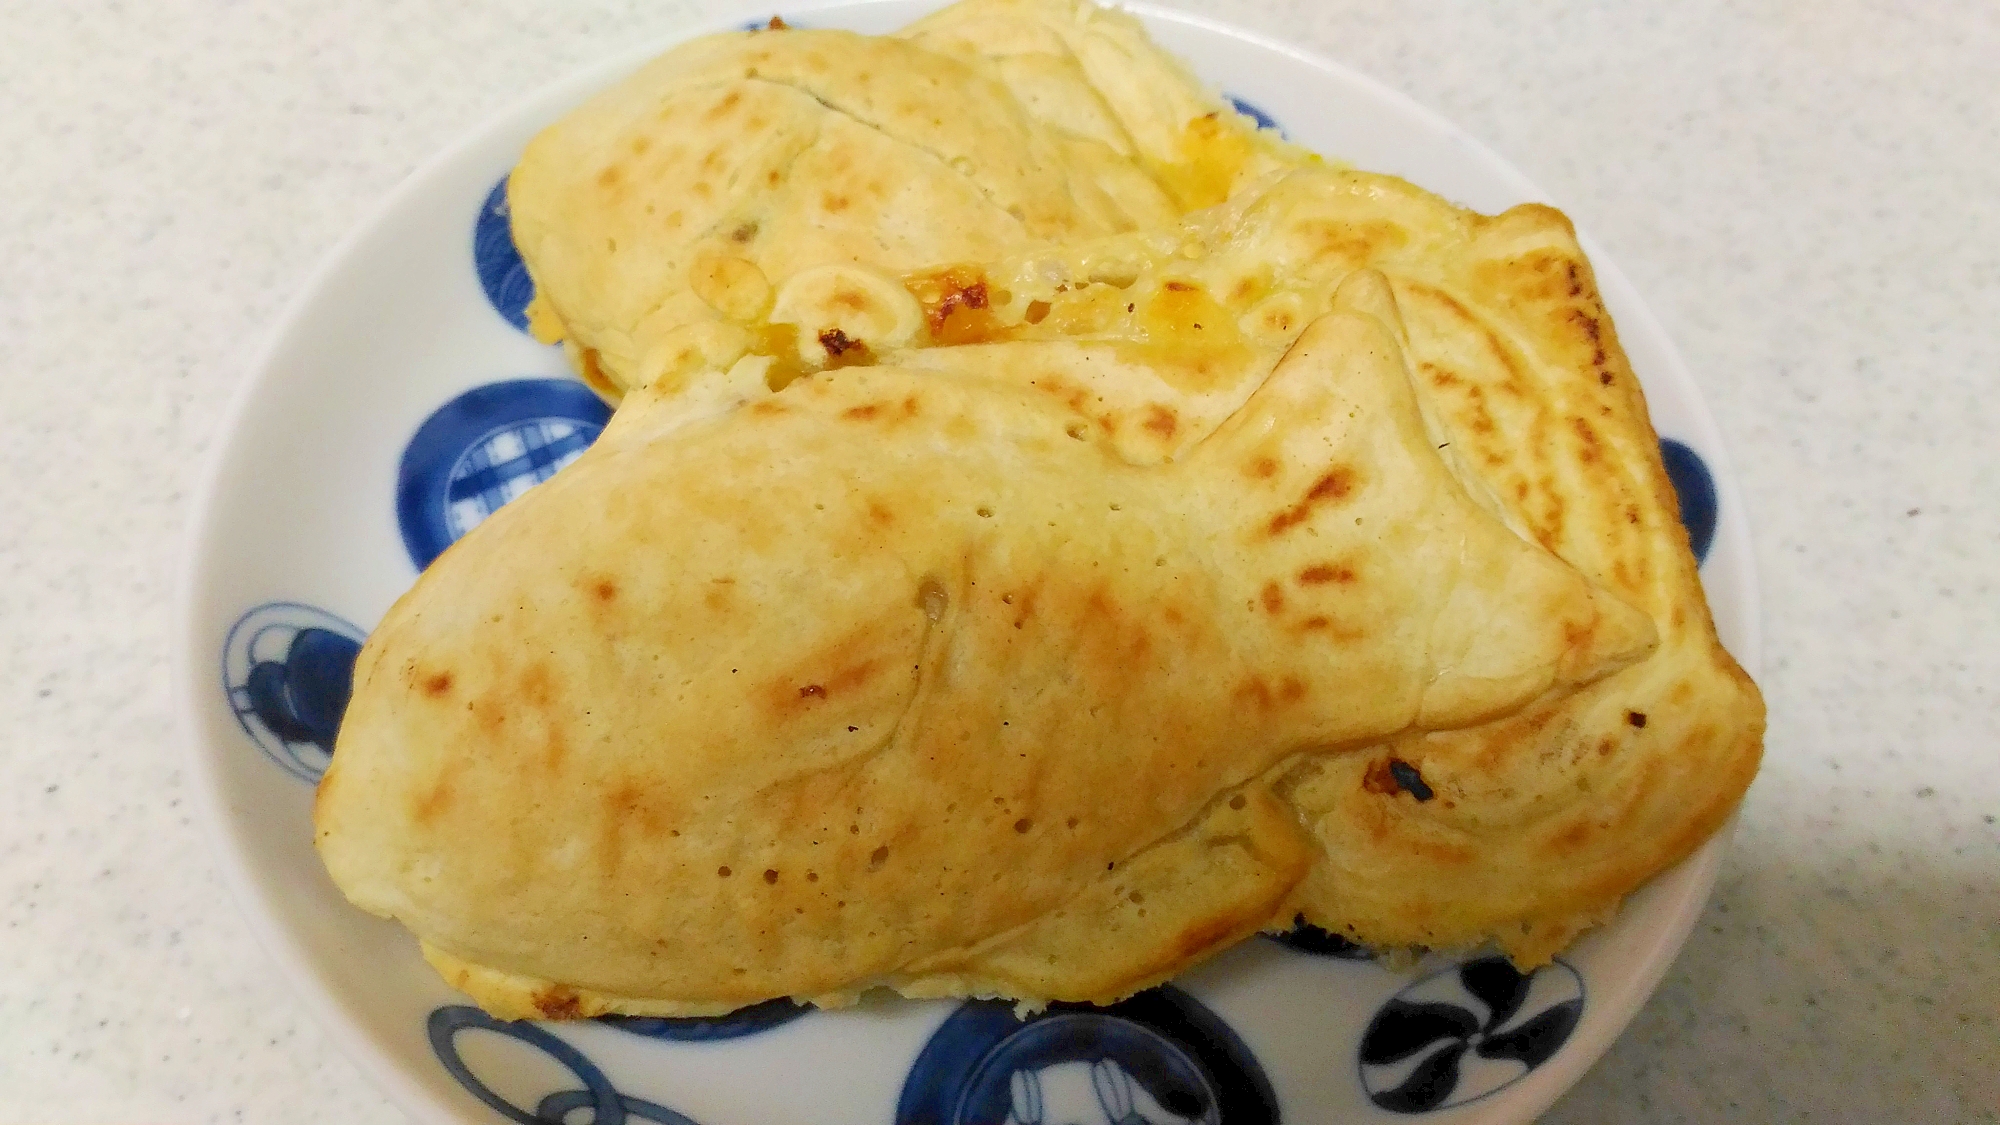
[2,1,1995,1121]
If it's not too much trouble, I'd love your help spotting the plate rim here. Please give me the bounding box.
[175,2,1763,1121]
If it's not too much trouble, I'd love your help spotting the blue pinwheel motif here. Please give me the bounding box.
[1357,956,1584,1114]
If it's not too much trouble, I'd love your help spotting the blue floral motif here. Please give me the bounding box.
[475,177,536,332]
[1264,914,1374,960]
[396,378,612,571]
[1659,438,1718,563]
[1225,95,1283,137]
[1357,956,1584,1114]
[898,987,1276,1125]
[602,997,810,1042]
[429,1005,704,1124]
[221,602,366,783]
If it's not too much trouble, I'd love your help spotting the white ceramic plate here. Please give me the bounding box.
[179,4,1760,1122]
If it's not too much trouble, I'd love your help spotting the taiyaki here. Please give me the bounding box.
[315,301,1654,1017]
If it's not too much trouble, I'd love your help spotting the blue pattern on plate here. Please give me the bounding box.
[397,378,612,571]
[1264,914,1374,960]
[1225,95,1282,137]
[1357,956,1584,1114]
[430,1005,704,1124]
[602,997,810,1042]
[475,177,536,332]
[221,602,365,783]
[898,987,1276,1125]
[1659,438,1717,563]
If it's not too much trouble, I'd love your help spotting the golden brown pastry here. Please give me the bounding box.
[314,301,1655,1019]
[507,0,1302,400]
[787,166,1765,966]
[897,0,1290,208]
[316,0,1763,1018]
[821,166,1765,966]
[1256,187,1766,966]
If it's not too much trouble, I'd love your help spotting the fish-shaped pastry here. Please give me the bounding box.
[314,299,1655,1018]
[1244,183,1766,966]
[506,0,1304,399]
[746,166,1767,966]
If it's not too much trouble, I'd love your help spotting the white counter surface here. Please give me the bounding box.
[2,1,1994,1121]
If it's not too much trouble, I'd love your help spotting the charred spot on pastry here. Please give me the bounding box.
[1627,710,1648,728]
[818,327,873,366]
[1363,757,1434,801]
[1388,759,1434,801]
